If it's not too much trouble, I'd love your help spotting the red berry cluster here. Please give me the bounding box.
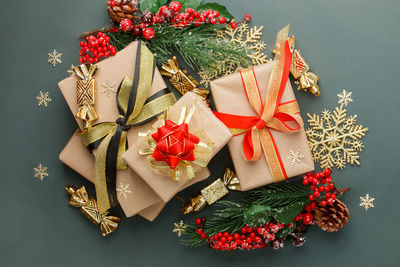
[114,1,251,40]
[195,218,292,251]
[294,168,337,224]
[78,32,117,64]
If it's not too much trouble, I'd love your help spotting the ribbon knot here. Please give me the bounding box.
[116,117,130,131]
[255,118,267,130]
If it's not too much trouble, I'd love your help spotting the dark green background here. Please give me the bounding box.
[1,0,399,266]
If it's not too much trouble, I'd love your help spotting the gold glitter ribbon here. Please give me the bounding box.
[80,41,176,212]
[65,185,120,237]
[73,64,99,133]
[180,167,241,214]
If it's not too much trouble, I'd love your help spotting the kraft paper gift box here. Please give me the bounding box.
[58,41,209,221]
[123,92,233,203]
[210,62,314,191]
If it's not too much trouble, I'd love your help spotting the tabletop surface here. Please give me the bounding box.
[1,0,399,266]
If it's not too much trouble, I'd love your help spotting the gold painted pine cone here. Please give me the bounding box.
[315,199,350,232]
[107,0,139,23]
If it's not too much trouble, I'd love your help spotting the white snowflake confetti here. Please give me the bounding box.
[116,183,132,199]
[306,94,368,169]
[36,91,52,107]
[34,163,48,181]
[173,220,187,237]
[337,89,353,107]
[360,194,375,211]
[48,50,62,67]
[287,149,304,166]
[101,80,118,97]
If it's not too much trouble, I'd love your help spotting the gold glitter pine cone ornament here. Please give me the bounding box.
[107,0,139,23]
[314,199,350,232]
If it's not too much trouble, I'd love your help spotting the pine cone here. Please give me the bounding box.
[107,0,139,24]
[315,199,350,232]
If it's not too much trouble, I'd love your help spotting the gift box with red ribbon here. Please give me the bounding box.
[211,40,314,190]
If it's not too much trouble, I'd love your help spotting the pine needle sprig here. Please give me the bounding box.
[105,24,251,73]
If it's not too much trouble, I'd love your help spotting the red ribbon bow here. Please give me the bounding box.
[151,120,200,169]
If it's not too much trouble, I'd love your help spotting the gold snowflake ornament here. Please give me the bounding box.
[173,220,187,237]
[116,183,132,199]
[287,149,304,166]
[337,89,353,106]
[101,80,118,97]
[34,163,48,181]
[36,91,52,107]
[306,90,368,169]
[360,194,375,211]
[48,50,62,67]
[199,22,269,86]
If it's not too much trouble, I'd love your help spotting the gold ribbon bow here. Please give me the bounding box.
[65,185,120,237]
[80,42,176,212]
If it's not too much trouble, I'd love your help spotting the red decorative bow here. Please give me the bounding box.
[151,120,200,169]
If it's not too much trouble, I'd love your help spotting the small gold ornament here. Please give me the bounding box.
[360,194,375,211]
[65,185,120,237]
[36,91,52,107]
[180,168,241,214]
[273,25,320,97]
[173,220,187,237]
[305,90,368,169]
[160,56,210,106]
[34,163,48,181]
[72,64,99,133]
[199,22,269,86]
[48,49,62,67]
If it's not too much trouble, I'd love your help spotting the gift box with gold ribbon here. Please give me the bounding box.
[122,92,232,203]
[211,38,314,191]
[58,41,210,221]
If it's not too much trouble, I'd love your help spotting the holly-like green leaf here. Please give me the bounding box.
[139,0,168,13]
[272,200,310,224]
[276,223,296,239]
[197,3,234,19]
[243,204,272,227]
[177,0,203,10]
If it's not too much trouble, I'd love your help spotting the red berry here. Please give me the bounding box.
[221,237,226,243]
[217,232,223,238]
[246,237,252,243]
[158,5,169,15]
[169,1,181,13]
[233,233,240,240]
[241,227,246,234]
[210,18,217,24]
[324,168,331,177]
[227,236,233,242]
[313,190,320,197]
[308,195,315,201]
[212,235,218,241]
[120,19,133,32]
[195,218,202,225]
[294,213,303,222]
[320,200,327,206]
[79,57,85,63]
[186,8,193,14]
[132,27,142,36]
[223,232,229,237]
[142,28,155,40]
[325,192,331,198]
[230,22,238,29]
[218,17,226,23]
[200,233,207,239]
[231,242,237,249]
[269,234,275,241]
[331,194,337,200]
[240,234,246,240]
[257,227,263,234]
[327,198,334,205]
[193,11,200,18]
[196,229,202,234]
[311,202,316,209]
[250,232,255,238]
[224,243,230,249]
[109,1,116,8]
[236,239,242,245]
[244,13,251,21]
[217,241,223,247]
[213,243,219,250]
[302,213,314,225]
[212,11,220,17]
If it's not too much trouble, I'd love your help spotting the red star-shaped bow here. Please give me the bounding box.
[151,120,200,169]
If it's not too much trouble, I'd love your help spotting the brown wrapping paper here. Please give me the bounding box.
[123,92,232,202]
[58,41,208,221]
[210,63,314,191]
